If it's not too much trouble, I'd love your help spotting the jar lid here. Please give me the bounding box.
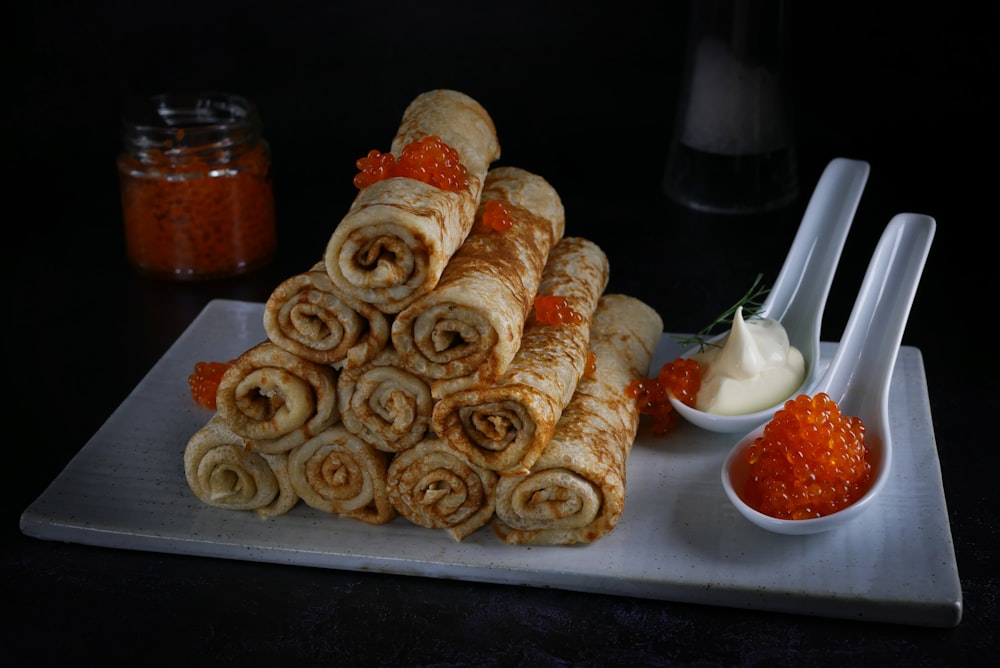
[122,92,262,152]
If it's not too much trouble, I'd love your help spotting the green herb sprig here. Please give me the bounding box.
[672,273,770,353]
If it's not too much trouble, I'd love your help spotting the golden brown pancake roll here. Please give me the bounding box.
[337,345,434,454]
[323,89,501,313]
[287,424,396,525]
[184,413,298,518]
[432,237,610,476]
[492,294,663,545]
[256,452,301,519]
[386,437,498,541]
[264,261,390,369]
[215,341,339,454]
[391,166,565,398]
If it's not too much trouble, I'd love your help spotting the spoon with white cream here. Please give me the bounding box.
[721,212,935,534]
[670,157,871,433]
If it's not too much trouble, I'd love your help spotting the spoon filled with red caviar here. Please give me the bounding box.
[668,157,871,434]
[722,212,935,535]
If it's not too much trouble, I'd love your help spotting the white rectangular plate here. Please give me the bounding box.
[20,299,962,627]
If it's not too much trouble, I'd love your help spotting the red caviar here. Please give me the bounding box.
[482,199,514,231]
[354,135,468,191]
[533,295,583,325]
[188,360,233,410]
[627,358,702,435]
[741,392,871,520]
[583,351,598,378]
[118,94,276,280]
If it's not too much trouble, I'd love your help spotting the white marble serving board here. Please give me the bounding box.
[20,299,963,627]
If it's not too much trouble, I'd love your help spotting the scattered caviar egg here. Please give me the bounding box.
[740,392,872,520]
[533,295,584,325]
[188,360,233,410]
[583,351,598,378]
[627,358,702,435]
[353,135,468,192]
[660,357,701,407]
[482,199,514,231]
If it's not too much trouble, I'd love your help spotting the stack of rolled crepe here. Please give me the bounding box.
[183,88,664,545]
[492,294,663,545]
[391,165,566,398]
[379,166,572,537]
[431,235,610,476]
[185,89,502,528]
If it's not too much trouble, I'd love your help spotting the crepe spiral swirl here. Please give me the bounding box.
[264,261,390,369]
[386,437,498,541]
[184,413,293,517]
[336,347,434,453]
[288,424,395,525]
[215,341,339,454]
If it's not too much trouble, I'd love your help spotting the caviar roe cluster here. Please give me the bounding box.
[188,361,233,410]
[482,199,514,231]
[533,295,584,326]
[118,93,278,281]
[741,392,872,520]
[627,358,702,435]
[353,135,469,191]
[119,137,276,280]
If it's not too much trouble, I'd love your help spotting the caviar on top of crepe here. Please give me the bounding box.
[482,199,513,231]
[533,295,583,325]
[354,135,468,191]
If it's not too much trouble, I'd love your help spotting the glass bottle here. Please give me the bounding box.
[663,0,798,214]
[118,92,277,280]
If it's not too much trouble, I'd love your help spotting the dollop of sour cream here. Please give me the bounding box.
[690,306,806,415]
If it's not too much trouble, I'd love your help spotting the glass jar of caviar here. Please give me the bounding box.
[118,92,277,280]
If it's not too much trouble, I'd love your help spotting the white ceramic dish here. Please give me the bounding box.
[20,299,963,628]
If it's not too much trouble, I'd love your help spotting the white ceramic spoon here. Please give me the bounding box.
[670,157,871,433]
[722,212,936,535]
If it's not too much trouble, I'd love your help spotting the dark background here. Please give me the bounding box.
[4,1,997,665]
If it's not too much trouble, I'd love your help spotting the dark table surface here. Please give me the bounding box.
[5,1,997,665]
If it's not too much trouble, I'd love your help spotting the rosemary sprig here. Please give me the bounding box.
[672,273,770,352]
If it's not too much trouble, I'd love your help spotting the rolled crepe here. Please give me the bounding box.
[492,294,663,545]
[337,345,434,453]
[264,261,390,369]
[215,341,339,454]
[184,413,284,515]
[257,453,301,519]
[391,166,566,398]
[432,237,610,475]
[386,437,498,541]
[324,89,501,313]
[288,424,396,525]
